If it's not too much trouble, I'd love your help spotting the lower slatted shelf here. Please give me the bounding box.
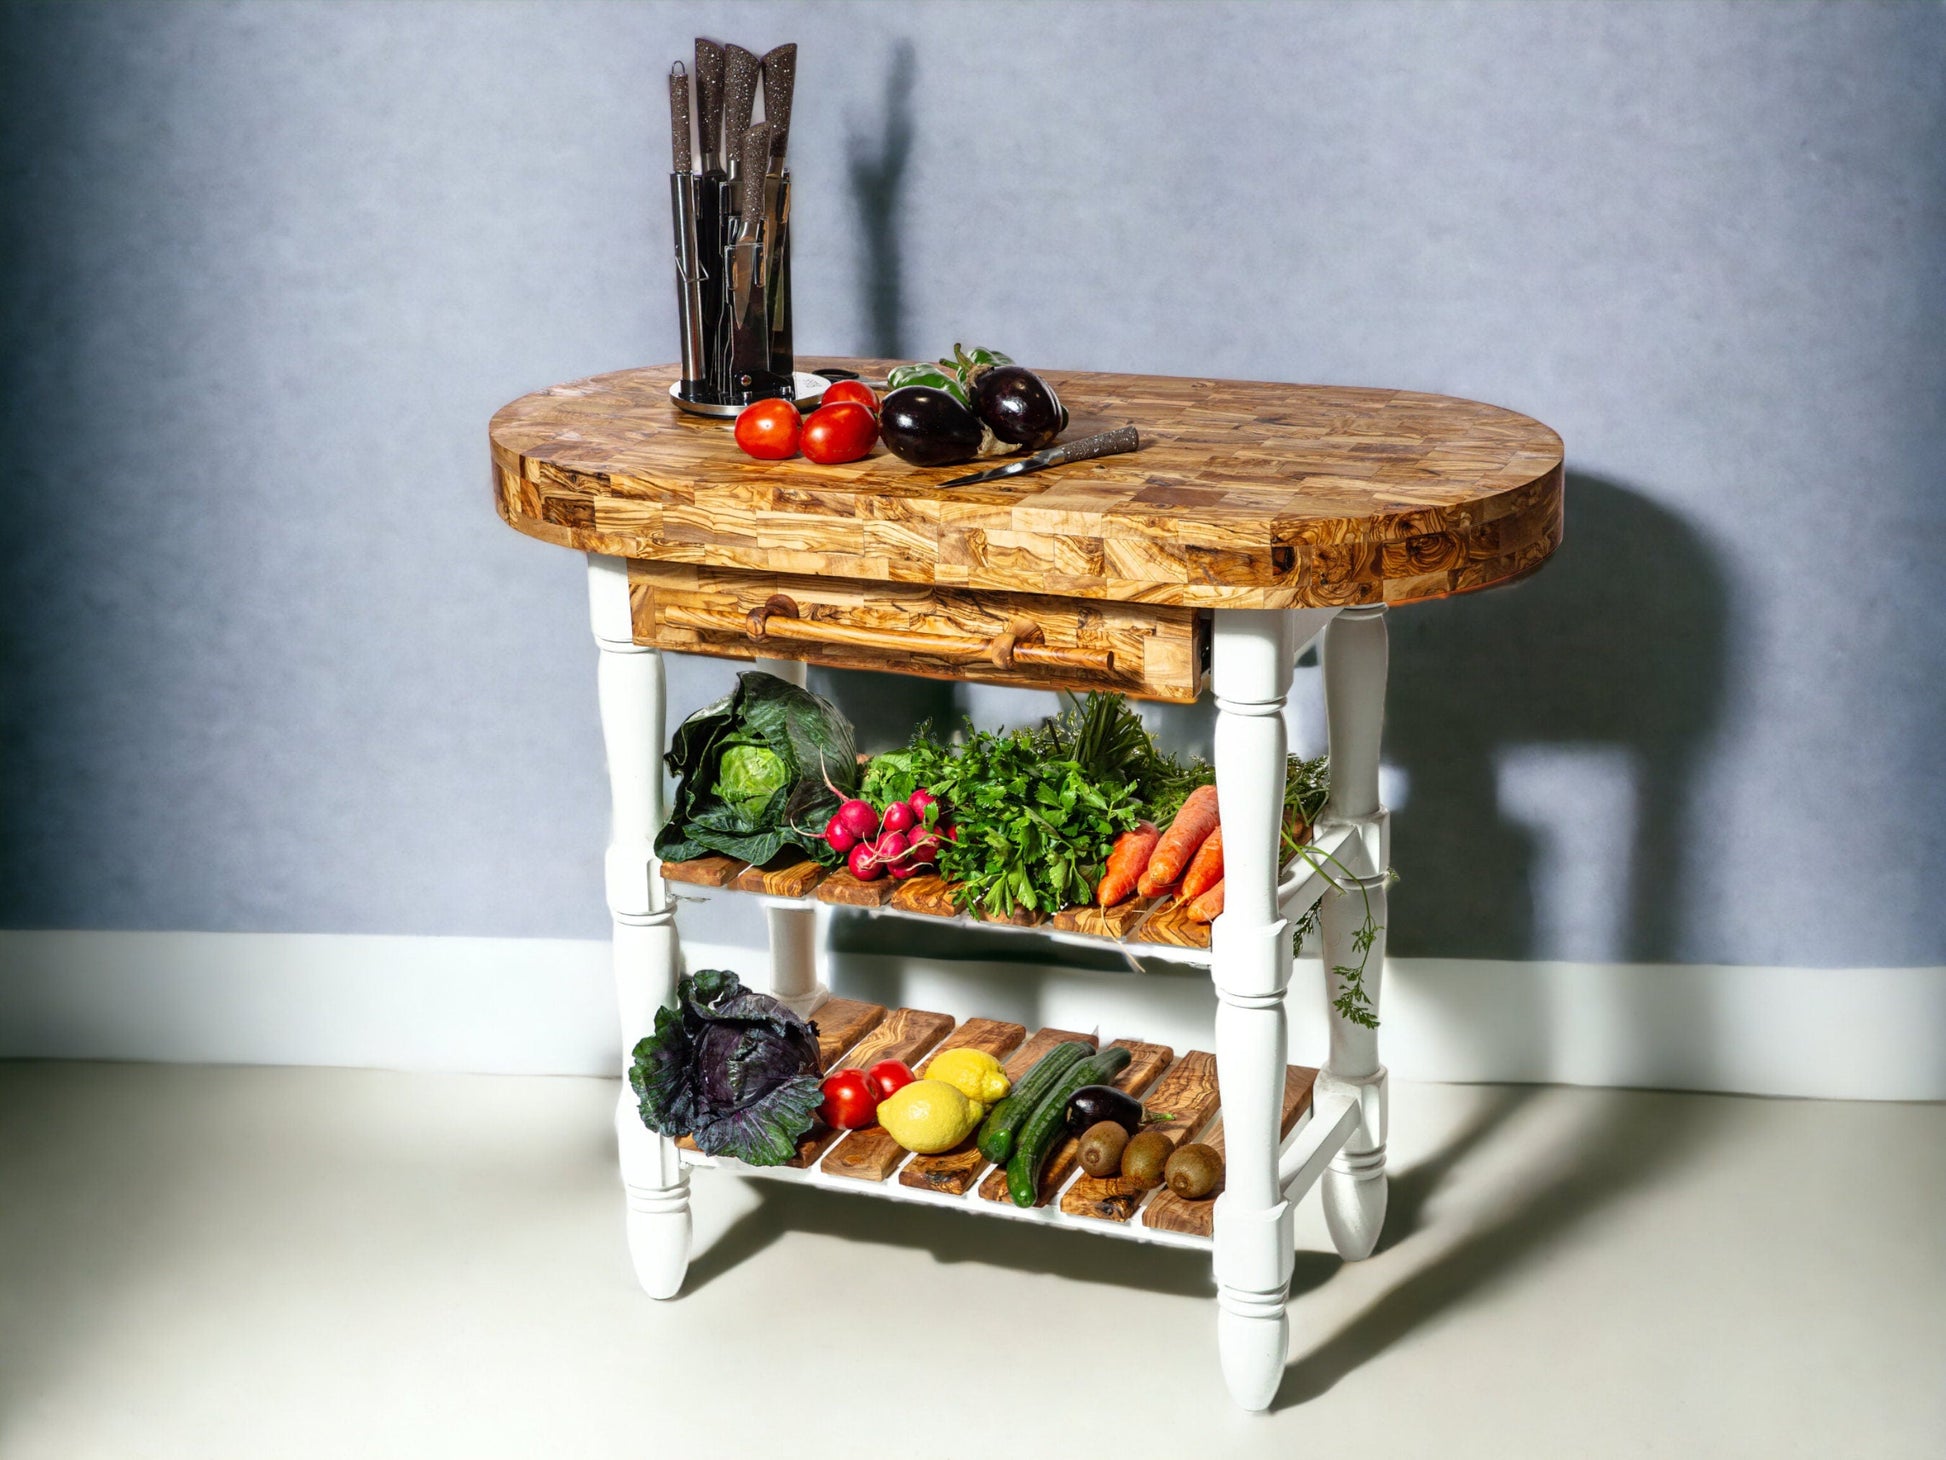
[673,999,1317,1251]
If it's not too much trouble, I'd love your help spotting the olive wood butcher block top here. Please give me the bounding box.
[491,359,1564,610]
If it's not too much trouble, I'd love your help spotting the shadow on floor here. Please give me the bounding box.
[1272,1086,1731,1411]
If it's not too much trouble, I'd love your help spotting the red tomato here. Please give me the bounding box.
[734,398,802,460]
[865,1059,916,1102]
[818,1069,877,1129]
[800,402,878,465]
[820,379,879,414]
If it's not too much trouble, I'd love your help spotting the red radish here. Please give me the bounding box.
[881,799,916,834]
[875,831,909,863]
[903,832,940,867]
[824,812,859,854]
[847,843,884,881]
[908,789,938,822]
[834,799,879,840]
[939,822,958,842]
[890,861,921,880]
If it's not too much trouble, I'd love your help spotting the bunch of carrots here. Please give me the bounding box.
[1096,785,1230,922]
[1096,784,1314,925]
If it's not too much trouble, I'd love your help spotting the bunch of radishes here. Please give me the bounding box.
[823,788,953,882]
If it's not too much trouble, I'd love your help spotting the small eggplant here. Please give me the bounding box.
[1064,1083,1148,1137]
[880,385,983,467]
[970,364,1064,450]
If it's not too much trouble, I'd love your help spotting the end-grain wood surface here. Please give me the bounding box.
[491,359,1564,609]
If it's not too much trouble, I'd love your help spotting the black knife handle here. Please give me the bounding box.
[1047,426,1139,467]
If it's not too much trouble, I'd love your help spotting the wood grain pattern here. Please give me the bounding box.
[1059,1051,1223,1223]
[660,854,742,888]
[888,874,959,918]
[732,857,825,897]
[492,358,1565,610]
[899,1026,1096,1195]
[790,1005,956,1168]
[1141,1065,1318,1237]
[808,996,888,1069]
[978,1038,1175,1208]
[813,868,897,907]
[819,1017,1028,1182]
[632,559,1207,702]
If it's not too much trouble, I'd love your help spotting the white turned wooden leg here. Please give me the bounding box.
[1318,604,1390,1261]
[748,655,829,1017]
[590,553,690,1299]
[1209,608,1332,1411]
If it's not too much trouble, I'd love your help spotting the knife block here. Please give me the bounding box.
[670,171,794,409]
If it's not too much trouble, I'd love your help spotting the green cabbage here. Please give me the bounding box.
[716,745,789,820]
[655,671,859,865]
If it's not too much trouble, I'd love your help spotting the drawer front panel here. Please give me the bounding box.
[629,561,1208,702]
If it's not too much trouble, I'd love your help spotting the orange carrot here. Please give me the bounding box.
[1096,822,1160,907]
[1187,878,1224,924]
[1138,785,1219,897]
[1179,825,1224,901]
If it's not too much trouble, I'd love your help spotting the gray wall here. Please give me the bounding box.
[3,0,1941,967]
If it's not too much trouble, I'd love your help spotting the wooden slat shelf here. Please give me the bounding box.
[675,1000,1317,1250]
[659,841,1331,958]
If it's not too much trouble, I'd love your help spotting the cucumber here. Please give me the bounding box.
[1006,1045,1133,1207]
[976,1041,1091,1164]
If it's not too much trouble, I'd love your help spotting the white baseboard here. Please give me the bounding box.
[1,930,1939,1100]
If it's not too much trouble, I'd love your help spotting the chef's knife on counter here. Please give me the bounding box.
[722,44,761,174]
[760,43,796,170]
[693,39,725,174]
[940,427,1140,487]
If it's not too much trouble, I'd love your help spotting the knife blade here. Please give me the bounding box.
[760,43,796,171]
[667,63,692,174]
[728,122,774,375]
[722,44,761,176]
[939,426,1140,487]
[695,40,726,173]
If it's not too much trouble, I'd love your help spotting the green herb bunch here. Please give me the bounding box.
[926,725,1144,919]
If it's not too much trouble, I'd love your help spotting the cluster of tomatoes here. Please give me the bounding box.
[733,379,880,464]
[817,1055,914,1130]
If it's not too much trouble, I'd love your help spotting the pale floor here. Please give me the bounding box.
[0,1064,1941,1459]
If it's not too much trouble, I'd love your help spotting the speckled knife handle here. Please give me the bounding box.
[736,123,771,227]
[722,44,761,174]
[1048,426,1139,466]
[694,39,725,172]
[668,64,692,174]
[760,43,796,168]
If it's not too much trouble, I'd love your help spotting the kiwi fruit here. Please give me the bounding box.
[1077,1120,1129,1177]
[1164,1142,1223,1199]
[1121,1129,1174,1188]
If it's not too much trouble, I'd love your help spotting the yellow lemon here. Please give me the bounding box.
[923,1048,1012,1105]
[876,1079,984,1154]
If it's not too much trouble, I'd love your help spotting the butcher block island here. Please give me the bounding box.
[489,358,1564,1410]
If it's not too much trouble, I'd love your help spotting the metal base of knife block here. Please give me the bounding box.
[670,170,793,411]
[669,371,829,418]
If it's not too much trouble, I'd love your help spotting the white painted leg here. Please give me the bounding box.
[1318,604,1390,1261]
[590,553,690,1298]
[750,655,828,1017]
[1209,608,1326,1411]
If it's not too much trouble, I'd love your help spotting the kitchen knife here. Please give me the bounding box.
[939,427,1140,487]
[722,44,761,175]
[694,39,725,173]
[760,43,796,171]
[728,121,774,375]
[668,63,692,174]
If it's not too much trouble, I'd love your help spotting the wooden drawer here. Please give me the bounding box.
[628,561,1209,702]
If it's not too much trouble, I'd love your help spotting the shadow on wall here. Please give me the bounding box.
[1387,469,1730,966]
[815,38,964,753]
